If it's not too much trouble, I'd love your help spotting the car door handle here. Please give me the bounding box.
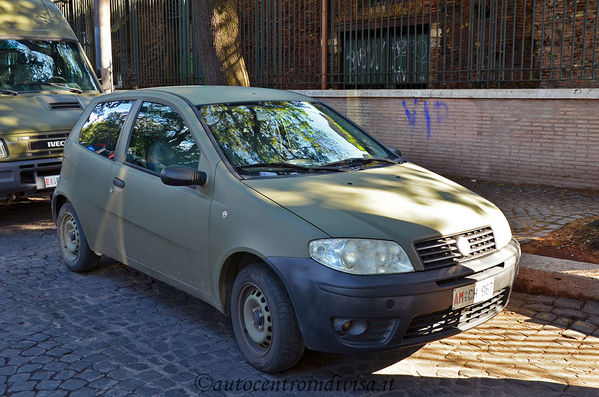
[112,177,125,189]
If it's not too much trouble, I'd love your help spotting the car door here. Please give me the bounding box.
[68,99,135,259]
[107,99,212,294]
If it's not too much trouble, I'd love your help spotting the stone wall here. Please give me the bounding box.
[296,89,599,189]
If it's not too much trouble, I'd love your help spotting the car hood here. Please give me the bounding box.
[243,162,511,245]
[0,93,97,134]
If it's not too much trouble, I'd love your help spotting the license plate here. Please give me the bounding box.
[44,175,60,188]
[452,277,495,310]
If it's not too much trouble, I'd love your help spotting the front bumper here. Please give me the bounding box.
[0,157,63,196]
[266,238,520,354]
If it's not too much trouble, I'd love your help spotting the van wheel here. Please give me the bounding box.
[57,202,99,272]
[231,264,305,373]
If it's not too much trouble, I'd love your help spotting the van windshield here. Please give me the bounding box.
[0,39,99,93]
[200,101,398,176]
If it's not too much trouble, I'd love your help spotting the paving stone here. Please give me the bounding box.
[554,298,585,310]
[59,378,87,392]
[570,320,598,335]
[30,371,54,381]
[523,303,553,312]
[36,390,68,397]
[7,380,38,393]
[52,370,76,381]
[8,372,31,384]
[582,301,599,316]
[552,308,587,321]
[36,380,62,390]
[17,364,43,373]
[0,366,17,376]
[69,387,98,397]
[106,368,133,381]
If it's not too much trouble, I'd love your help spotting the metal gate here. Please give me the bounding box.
[54,0,599,89]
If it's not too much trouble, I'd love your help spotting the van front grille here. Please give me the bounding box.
[28,132,68,152]
[414,227,496,270]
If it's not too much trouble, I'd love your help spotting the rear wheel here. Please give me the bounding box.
[57,202,99,272]
[231,264,305,373]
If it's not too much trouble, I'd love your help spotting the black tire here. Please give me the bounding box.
[231,263,305,373]
[57,202,99,272]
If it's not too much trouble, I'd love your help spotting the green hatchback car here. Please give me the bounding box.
[52,86,520,372]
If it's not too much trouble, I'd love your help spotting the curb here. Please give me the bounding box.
[513,253,599,301]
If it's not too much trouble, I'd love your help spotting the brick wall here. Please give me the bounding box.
[296,89,599,189]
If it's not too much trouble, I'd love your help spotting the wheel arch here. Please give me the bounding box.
[217,251,290,315]
[51,193,69,224]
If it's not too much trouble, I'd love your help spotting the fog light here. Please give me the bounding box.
[333,318,368,336]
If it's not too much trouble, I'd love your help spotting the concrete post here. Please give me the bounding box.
[94,0,113,92]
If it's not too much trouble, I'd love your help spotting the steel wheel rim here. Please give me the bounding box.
[59,213,80,262]
[237,282,273,356]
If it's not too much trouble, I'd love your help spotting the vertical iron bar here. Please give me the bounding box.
[570,0,578,80]
[580,0,589,80]
[550,0,556,82]
[520,0,527,82]
[593,0,599,79]
[560,0,567,80]
[529,0,536,81]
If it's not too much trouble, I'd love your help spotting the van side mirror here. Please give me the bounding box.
[160,166,207,186]
[390,148,402,158]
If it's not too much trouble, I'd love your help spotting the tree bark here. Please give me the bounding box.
[192,0,250,86]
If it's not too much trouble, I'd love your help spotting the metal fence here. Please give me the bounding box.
[55,0,599,89]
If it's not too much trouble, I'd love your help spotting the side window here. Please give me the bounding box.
[126,102,200,174]
[79,100,134,159]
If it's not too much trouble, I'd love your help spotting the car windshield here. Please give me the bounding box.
[0,39,99,93]
[199,101,396,176]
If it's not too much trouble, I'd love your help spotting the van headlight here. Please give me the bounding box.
[309,239,414,274]
[0,140,7,158]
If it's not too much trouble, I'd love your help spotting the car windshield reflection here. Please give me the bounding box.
[199,101,395,176]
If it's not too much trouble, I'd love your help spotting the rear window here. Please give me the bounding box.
[79,100,134,160]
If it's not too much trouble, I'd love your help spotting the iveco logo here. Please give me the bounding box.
[47,140,65,148]
[456,236,472,256]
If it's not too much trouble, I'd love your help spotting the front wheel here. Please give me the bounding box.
[231,264,305,373]
[57,202,99,272]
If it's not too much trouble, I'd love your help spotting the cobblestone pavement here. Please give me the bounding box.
[451,177,599,241]
[1,195,599,396]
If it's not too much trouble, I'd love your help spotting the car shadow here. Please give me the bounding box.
[85,261,596,395]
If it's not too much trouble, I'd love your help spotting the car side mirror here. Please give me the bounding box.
[160,166,207,186]
[390,148,402,158]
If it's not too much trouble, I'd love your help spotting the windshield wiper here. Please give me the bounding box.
[0,89,18,96]
[237,162,347,174]
[43,82,83,94]
[323,157,403,168]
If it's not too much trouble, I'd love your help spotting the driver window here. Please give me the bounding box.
[126,102,200,174]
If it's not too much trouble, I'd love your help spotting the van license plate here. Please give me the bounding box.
[44,175,60,188]
[452,278,495,310]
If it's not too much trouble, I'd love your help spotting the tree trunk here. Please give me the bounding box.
[192,0,250,86]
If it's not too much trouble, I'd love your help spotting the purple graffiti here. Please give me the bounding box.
[434,101,449,123]
[402,98,418,127]
[402,98,449,137]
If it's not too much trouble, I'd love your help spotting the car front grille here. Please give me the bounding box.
[414,226,496,270]
[403,288,508,341]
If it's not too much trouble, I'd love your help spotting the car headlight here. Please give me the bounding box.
[492,215,513,249]
[0,140,7,158]
[309,239,414,274]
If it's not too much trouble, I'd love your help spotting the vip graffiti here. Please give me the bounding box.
[401,98,449,137]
